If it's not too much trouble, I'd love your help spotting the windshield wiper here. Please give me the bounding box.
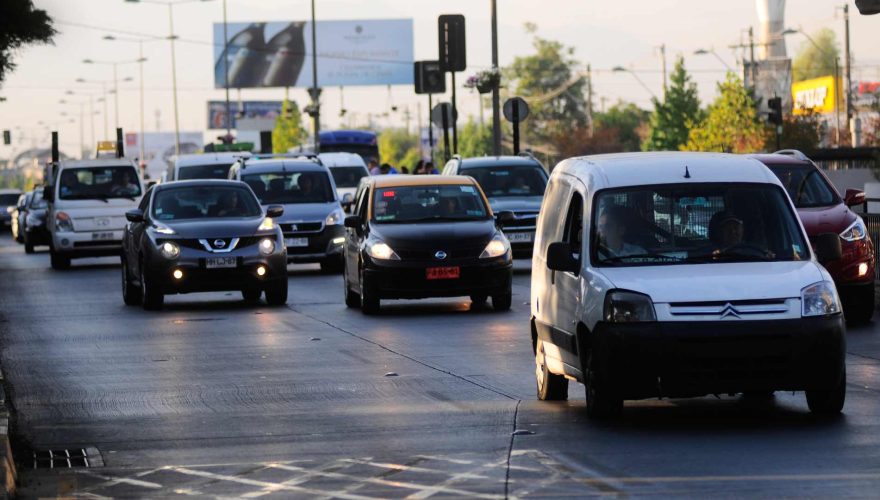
[381,216,484,223]
[600,253,684,264]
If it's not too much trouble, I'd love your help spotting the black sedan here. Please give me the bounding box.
[343,176,514,314]
[16,188,50,253]
[121,180,288,310]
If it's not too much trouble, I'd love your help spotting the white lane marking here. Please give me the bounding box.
[414,455,474,465]
[242,460,362,499]
[339,458,489,479]
[171,466,377,500]
[73,470,162,489]
[405,457,510,500]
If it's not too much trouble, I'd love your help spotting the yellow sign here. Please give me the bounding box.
[791,76,838,115]
[96,141,116,152]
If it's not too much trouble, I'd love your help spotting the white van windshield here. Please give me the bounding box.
[592,183,810,266]
[58,166,142,200]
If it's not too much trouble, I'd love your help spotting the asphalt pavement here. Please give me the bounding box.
[0,233,878,498]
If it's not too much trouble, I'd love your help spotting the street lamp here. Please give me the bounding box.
[612,66,657,100]
[58,98,88,159]
[693,48,733,71]
[124,0,215,155]
[103,34,156,166]
[82,58,145,135]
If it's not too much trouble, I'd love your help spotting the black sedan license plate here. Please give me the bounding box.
[206,256,237,269]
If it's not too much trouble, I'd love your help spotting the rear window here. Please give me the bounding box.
[177,163,234,180]
[765,164,839,208]
[330,166,369,188]
[242,171,335,204]
[463,165,547,198]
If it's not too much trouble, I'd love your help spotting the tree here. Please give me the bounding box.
[595,101,650,152]
[378,128,420,171]
[792,28,841,82]
[458,119,493,158]
[272,99,306,153]
[643,57,701,151]
[504,24,587,146]
[767,113,822,151]
[684,73,766,153]
[0,0,55,85]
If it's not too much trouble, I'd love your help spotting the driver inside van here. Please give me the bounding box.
[597,206,645,258]
[709,210,745,249]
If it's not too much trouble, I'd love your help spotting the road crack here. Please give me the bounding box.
[504,399,521,499]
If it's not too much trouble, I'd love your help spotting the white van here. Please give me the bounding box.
[318,152,369,210]
[167,152,251,182]
[531,152,846,418]
[46,158,144,269]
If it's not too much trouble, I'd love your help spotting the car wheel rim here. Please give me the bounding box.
[535,342,547,393]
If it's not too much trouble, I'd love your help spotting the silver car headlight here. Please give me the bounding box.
[604,290,657,323]
[259,237,276,255]
[840,218,867,242]
[325,207,346,226]
[480,233,510,259]
[366,240,400,260]
[801,281,842,317]
[160,241,180,259]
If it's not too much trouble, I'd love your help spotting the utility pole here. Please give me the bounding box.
[586,64,594,137]
[658,44,667,99]
[168,3,181,155]
[310,0,320,153]
[843,3,853,123]
[749,27,756,90]
[222,0,232,142]
[490,0,501,156]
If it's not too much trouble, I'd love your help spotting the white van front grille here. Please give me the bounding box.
[660,299,796,321]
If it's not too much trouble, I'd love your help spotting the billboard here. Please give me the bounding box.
[792,76,838,115]
[213,19,413,89]
[207,100,283,130]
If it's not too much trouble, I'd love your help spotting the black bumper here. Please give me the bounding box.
[592,316,845,399]
[285,225,345,263]
[148,254,287,294]
[364,258,512,300]
[25,225,51,245]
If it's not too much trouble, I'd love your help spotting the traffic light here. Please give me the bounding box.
[2,130,9,145]
[438,15,466,72]
[414,61,446,95]
[768,97,783,125]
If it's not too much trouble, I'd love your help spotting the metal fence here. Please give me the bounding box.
[862,206,880,281]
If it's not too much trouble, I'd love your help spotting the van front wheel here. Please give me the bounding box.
[806,370,846,416]
[584,349,622,419]
[535,340,568,401]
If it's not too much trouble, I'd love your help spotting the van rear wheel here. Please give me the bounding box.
[535,340,568,401]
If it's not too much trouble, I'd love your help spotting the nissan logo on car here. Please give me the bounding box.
[434,250,447,260]
[214,239,226,248]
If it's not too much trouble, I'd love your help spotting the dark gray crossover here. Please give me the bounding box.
[121,180,288,310]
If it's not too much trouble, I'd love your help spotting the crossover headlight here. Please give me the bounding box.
[325,207,346,226]
[801,281,842,317]
[604,290,657,323]
[259,237,276,255]
[840,218,867,242]
[160,241,180,259]
[366,240,400,260]
[55,211,73,232]
[258,217,275,231]
[480,233,510,259]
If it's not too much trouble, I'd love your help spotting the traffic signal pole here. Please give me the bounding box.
[490,0,501,156]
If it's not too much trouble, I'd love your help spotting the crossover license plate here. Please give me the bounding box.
[506,232,533,243]
[426,266,460,280]
[91,231,114,241]
[206,256,237,269]
[285,237,309,248]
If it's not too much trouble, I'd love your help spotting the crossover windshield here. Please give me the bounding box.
[465,165,547,198]
[592,183,809,266]
[766,164,839,208]
[242,171,335,204]
[373,184,490,223]
[152,186,262,220]
[330,166,369,188]
[58,166,142,200]
[177,163,234,180]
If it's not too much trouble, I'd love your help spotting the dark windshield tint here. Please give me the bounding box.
[592,183,809,266]
[766,164,839,208]
[152,186,261,220]
[242,171,335,204]
[59,166,142,200]
[373,184,489,223]
[0,194,20,206]
[330,166,368,188]
[464,165,547,198]
[177,163,234,180]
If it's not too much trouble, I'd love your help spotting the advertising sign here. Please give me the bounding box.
[207,100,283,130]
[792,76,838,115]
[213,19,413,89]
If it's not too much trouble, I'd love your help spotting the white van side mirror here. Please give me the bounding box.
[546,242,579,273]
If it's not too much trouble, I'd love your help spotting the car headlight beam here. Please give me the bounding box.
[366,240,400,260]
[259,237,276,255]
[160,241,180,259]
[325,207,346,226]
[801,281,842,317]
[480,234,510,259]
[840,218,867,242]
[258,217,275,231]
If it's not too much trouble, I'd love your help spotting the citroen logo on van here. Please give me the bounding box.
[214,239,226,248]
[720,303,741,319]
[434,250,447,260]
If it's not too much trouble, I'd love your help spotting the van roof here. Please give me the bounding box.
[318,152,367,168]
[237,158,330,176]
[174,152,251,167]
[558,152,780,189]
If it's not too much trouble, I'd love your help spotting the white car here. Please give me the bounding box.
[167,152,252,182]
[318,152,369,211]
[531,152,846,418]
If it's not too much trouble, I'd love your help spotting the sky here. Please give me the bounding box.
[1,0,878,159]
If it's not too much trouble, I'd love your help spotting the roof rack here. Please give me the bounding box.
[773,149,810,162]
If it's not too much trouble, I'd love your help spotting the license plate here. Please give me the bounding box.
[285,237,309,248]
[426,266,460,280]
[91,231,114,241]
[506,231,533,243]
[206,256,237,269]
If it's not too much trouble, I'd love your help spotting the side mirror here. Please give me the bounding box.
[344,215,361,229]
[546,241,580,273]
[340,193,354,212]
[814,232,842,264]
[266,205,284,218]
[495,210,516,228]
[125,209,144,223]
[844,188,866,207]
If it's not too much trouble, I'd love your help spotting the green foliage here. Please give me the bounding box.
[0,0,55,84]
[768,113,822,151]
[458,119,493,158]
[272,99,306,153]
[595,101,650,152]
[684,73,765,153]
[378,128,420,170]
[643,57,702,151]
[792,28,840,82]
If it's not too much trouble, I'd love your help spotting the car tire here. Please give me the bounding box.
[844,285,874,325]
[241,288,262,302]
[320,257,344,274]
[491,292,512,311]
[50,248,70,270]
[344,268,361,308]
[24,234,34,254]
[140,262,164,310]
[360,270,380,315]
[121,257,142,306]
[806,370,846,416]
[265,280,288,306]
[584,349,623,420]
[535,339,568,401]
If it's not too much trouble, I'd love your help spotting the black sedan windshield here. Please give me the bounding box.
[152,186,262,220]
[242,171,335,204]
[373,185,489,223]
[464,165,547,197]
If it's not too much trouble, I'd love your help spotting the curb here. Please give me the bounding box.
[0,368,16,498]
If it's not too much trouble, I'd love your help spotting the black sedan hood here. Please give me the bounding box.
[159,217,263,238]
[371,220,495,255]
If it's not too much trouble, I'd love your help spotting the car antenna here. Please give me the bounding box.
[684,165,691,179]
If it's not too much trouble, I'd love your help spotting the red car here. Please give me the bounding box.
[753,150,875,323]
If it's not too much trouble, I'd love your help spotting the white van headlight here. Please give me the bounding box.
[801,281,842,317]
[366,240,400,260]
[840,218,867,242]
[325,207,345,226]
[604,290,656,323]
[480,234,510,259]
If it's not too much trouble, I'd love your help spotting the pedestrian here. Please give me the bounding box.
[377,163,398,175]
[368,157,381,175]
[400,166,410,174]
[413,160,425,175]
[425,161,439,175]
